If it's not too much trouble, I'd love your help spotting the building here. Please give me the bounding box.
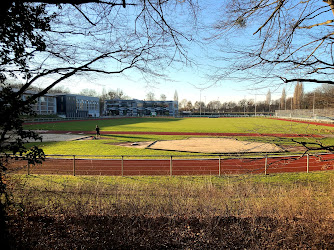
[104,99,178,116]
[56,94,100,118]
[3,88,101,118]
[21,90,57,115]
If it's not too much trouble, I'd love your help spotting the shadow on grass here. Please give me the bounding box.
[24,117,183,131]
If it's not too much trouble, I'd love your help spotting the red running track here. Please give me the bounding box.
[39,130,322,138]
[272,117,334,127]
[9,154,334,176]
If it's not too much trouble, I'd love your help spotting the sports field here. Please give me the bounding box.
[24,117,334,134]
[23,117,334,156]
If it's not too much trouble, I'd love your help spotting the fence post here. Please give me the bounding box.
[219,156,221,176]
[170,156,173,177]
[27,163,30,175]
[264,155,268,175]
[73,155,76,176]
[307,154,309,173]
[121,156,124,177]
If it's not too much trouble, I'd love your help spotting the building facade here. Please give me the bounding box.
[104,99,178,116]
[21,91,57,115]
[56,94,100,118]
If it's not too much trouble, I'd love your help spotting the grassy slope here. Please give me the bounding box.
[11,170,334,187]
[7,172,334,248]
[24,117,334,134]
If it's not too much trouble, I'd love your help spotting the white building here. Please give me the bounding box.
[22,91,57,115]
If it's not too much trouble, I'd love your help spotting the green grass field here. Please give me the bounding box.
[24,117,334,134]
[29,134,205,156]
[23,117,334,156]
[11,170,334,188]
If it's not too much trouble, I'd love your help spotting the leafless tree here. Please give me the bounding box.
[266,89,271,111]
[179,98,188,110]
[145,91,155,101]
[107,88,129,100]
[1,0,198,102]
[0,0,198,160]
[0,2,199,231]
[160,94,167,101]
[213,0,334,85]
[79,88,99,97]
[280,88,286,110]
[186,100,193,111]
[293,82,304,109]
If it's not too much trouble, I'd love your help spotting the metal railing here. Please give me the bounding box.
[6,152,334,176]
[275,109,334,124]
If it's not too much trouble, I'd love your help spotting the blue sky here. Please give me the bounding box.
[39,0,323,103]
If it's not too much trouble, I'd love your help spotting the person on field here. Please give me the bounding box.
[95,125,100,139]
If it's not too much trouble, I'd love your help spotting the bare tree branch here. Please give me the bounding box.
[212,0,334,86]
[280,77,334,85]
[3,0,136,6]
[298,19,334,29]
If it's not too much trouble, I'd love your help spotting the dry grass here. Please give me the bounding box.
[5,173,334,249]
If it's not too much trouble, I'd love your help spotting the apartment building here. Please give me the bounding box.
[104,99,178,116]
[56,94,100,118]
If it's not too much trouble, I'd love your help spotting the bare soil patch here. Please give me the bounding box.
[113,137,284,153]
[148,137,283,153]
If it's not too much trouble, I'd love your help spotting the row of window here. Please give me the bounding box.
[21,94,100,117]
[105,101,176,109]
[76,99,99,111]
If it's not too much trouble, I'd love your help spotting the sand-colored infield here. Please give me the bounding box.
[118,137,283,154]
[149,138,283,153]
[36,131,283,154]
